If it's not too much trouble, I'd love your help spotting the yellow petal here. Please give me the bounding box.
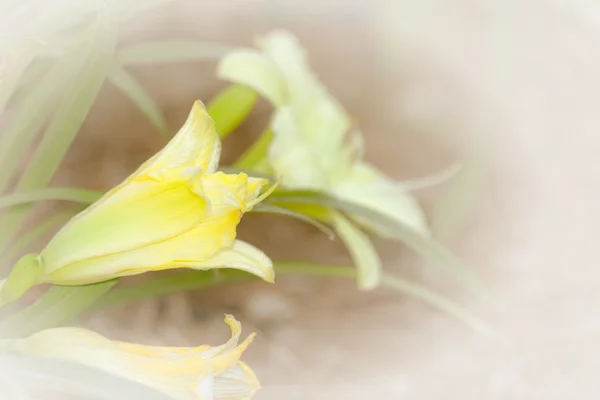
[49,211,240,284]
[133,100,221,178]
[41,171,209,276]
[1,315,260,400]
[191,240,275,283]
[201,172,268,216]
[41,170,273,285]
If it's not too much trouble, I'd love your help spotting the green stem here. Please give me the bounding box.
[92,262,491,334]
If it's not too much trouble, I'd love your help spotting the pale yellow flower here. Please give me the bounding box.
[218,31,432,289]
[1,315,260,400]
[218,31,429,236]
[0,101,274,303]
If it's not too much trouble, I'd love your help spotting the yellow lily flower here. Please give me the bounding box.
[1,315,261,400]
[1,101,274,303]
[218,31,432,289]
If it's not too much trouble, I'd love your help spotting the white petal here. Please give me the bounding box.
[213,362,260,400]
[332,162,430,237]
[218,49,286,107]
[331,211,381,290]
[257,31,351,156]
[268,107,328,189]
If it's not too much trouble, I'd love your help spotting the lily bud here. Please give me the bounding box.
[1,101,274,304]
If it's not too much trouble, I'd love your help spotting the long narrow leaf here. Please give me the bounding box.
[207,84,258,139]
[0,187,101,210]
[0,60,72,193]
[0,9,117,254]
[234,129,273,169]
[265,190,486,297]
[17,15,117,190]
[0,39,43,113]
[251,203,335,239]
[117,40,230,65]
[108,65,169,138]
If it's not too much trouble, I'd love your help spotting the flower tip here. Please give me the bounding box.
[358,277,380,291]
[263,268,276,284]
[191,99,208,112]
[189,100,214,124]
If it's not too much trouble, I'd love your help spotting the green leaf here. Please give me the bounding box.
[0,61,73,193]
[108,65,169,138]
[17,15,117,191]
[266,201,332,222]
[0,187,101,210]
[0,280,117,338]
[251,203,335,239]
[207,84,258,139]
[234,129,273,169]
[265,190,486,297]
[117,40,230,65]
[0,39,43,114]
[0,8,117,254]
[330,211,381,290]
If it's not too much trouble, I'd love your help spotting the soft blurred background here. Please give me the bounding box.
[3,0,600,398]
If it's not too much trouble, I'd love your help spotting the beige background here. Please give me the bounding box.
[32,0,600,398]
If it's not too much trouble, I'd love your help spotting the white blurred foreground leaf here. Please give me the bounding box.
[0,353,174,400]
